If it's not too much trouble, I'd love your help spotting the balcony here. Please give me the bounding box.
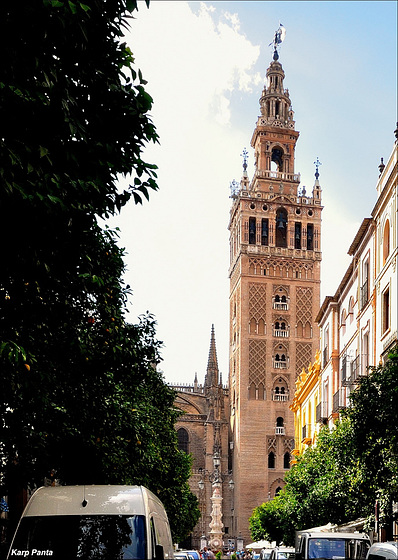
[273,360,287,369]
[316,401,328,424]
[272,391,289,402]
[360,280,369,310]
[333,389,346,413]
[252,169,300,184]
[351,355,360,382]
[301,424,312,445]
[274,329,289,338]
[341,356,352,386]
[275,426,285,435]
[273,302,288,311]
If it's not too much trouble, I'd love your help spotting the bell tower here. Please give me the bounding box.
[228,45,323,544]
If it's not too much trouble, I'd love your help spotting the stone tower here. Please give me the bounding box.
[228,50,322,544]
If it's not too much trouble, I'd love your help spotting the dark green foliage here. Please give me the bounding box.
[250,346,398,545]
[0,0,199,544]
[345,345,398,531]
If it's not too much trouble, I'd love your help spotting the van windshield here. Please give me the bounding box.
[308,537,369,559]
[9,514,146,559]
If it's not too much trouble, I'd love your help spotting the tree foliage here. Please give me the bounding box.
[0,0,199,544]
[250,346,398,545]
[345,345,398,531]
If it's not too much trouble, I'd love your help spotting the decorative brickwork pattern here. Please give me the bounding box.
[268,437,277,452]
[248,339,267,386]
[248,258,314,278]
[296,342,312,376]
[283,438,295,451]
[249,283,267,322]
[296,286,313,323]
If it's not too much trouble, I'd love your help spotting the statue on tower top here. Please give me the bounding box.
[269,22,286,60]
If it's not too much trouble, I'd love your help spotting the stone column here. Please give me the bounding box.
[208,483,223,550]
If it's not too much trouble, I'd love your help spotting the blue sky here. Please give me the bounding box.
[107,1,397,385]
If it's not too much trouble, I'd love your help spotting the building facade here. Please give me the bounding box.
[173,326,233,551]
[290,126,397,454]
[227,50,322,544]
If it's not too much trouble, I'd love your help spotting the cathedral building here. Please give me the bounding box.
[173,46,323,551]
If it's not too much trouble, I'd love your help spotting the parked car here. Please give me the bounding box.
[366,541,398,559]
[175,551,199,560]
[269,546,295,559]
[182,551,201,559]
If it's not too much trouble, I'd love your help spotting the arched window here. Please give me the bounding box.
[177,428,189,453]
[249,217,256,245]
[383,219,390,265]
[276,208,288,248]
[268,452,275,469]
[284,452,291,469]
[271,147,283,171]
[348,297,354,323]
[341,309,347,335]
[276,417,284,427]
[249,382,256,400]
[275,486,282,496]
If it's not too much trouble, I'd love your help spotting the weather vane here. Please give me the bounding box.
[269,22,286,60]
[314,157,322,179]
[241,147,248,172]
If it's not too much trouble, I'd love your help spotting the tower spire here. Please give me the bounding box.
[205,324,219,388]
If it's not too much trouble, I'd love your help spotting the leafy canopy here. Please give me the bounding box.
[0,0,199,543]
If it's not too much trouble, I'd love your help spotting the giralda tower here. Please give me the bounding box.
[228,39,323,543]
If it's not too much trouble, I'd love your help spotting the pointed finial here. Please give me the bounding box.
[314,157,322,180]
[379,157,385,176]
[241,148,248,172]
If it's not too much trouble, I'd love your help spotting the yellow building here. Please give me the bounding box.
[289,350,322,458]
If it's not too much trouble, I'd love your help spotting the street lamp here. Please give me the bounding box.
[198,452,234,489]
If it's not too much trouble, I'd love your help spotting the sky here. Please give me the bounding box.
[106,1,397,386]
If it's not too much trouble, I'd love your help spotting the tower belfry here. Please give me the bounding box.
[228,44,323,543]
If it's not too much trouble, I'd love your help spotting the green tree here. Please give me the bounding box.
[344,345,398,536]
[251,420,368,546]
[0,0,199,544]
[250,347,398,545]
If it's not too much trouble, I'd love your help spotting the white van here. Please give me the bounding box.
[295,530,371,559]
[367,541,398,559]
[6,485,174,559]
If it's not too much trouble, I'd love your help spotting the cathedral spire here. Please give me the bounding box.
[205,324,219,388]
